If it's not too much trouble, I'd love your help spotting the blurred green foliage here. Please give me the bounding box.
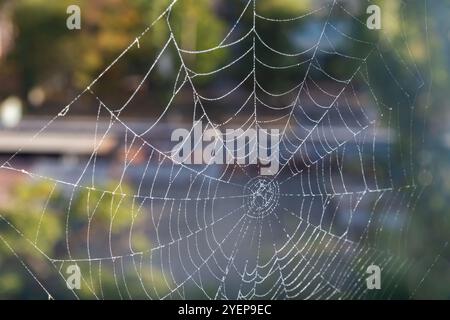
[0,0,228,111]
[0,180,170,299]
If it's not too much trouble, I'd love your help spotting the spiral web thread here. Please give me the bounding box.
[0,0,435,299]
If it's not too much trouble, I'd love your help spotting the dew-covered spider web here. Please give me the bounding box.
[0,0,437,299]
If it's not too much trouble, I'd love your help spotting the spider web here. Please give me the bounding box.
[0,0,433,299]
